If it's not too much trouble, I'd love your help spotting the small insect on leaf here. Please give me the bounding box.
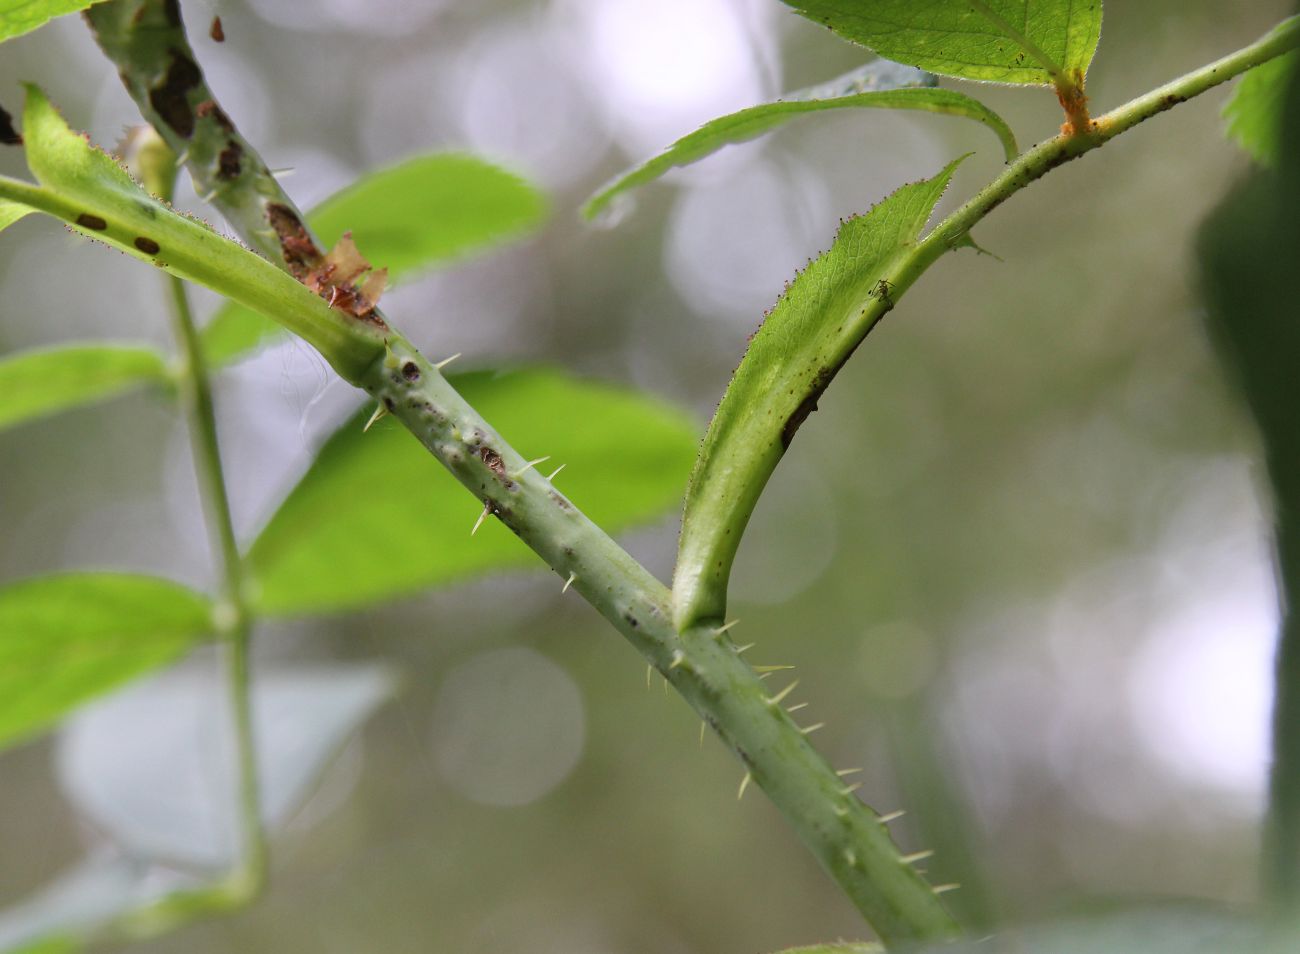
[210,16,225,42]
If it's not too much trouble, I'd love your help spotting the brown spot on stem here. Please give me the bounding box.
[134,236,161,255]
[210,15,225,42]
[0,105,20,145]
[401,361,421,382]
[76,213,108,231]
[196,100,234,131]
[217,140,242,180]
[266,202,322,277]
[149,48,202,138]
[781,367,833,450]
[479,446,507,479]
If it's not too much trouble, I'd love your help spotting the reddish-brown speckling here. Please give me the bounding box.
[479,446,507,479]
[217,140,242,180]
[266,203,322,277]
[196,100,234,131]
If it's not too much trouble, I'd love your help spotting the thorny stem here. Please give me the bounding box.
[84,0,958,943]
[79,0,1300,945]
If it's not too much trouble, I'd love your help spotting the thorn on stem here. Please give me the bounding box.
[879,810,906,824]
[737,772,752,800]
[363,402,389,432]
[734,643,755,655]
[835,767,863,777]
[753,664,795,673]
[933,883,961,895]
[562,571,577,594]
[800,722,826,735]
[699,721,707,747]
[766,680,799,707]
[786,702,809,713]
[545,463,566,482]
[668,649,685,670]
[841,782,863,796]
[900,850,935,865]
[511,456,550,479]
[434,352,462,370]
[471,502,490,536]
[711,619,740,636]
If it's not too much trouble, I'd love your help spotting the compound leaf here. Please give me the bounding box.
[0,343,170,433]
[782,0,1103,86]
[0,573,213,751]
[247,368,698,616]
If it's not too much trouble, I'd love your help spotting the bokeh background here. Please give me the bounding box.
[0,1,1292,950]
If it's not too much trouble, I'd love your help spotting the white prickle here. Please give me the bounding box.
[668,649,685,670]
[511,456,550,479]
[753,664,795,673]
[646,664,653,689]
[699,721,707,746]
[766,680,799,706]
[737,772,753,800]
[545,463,566,482]
[841,782,863,796]
[711,619,740,636]
[933,883,961,894]
[562,571,577,594]
[434,352,461,370]
[363,402,389,432]
[879,810,907,824]
[734,643,755,655]
[900,850,935,865]
[471,503,489,536]
[800,722,826,735]
[836,767,864,777]
[786,702,809,713]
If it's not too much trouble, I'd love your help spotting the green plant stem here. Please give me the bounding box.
[164,273,267,896]
[1268,526,1300,910]
[672,14,1300,632]
[76,1,1300,945]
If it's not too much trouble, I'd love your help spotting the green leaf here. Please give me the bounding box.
[1223,31,1298,166]
[4,86,386,383]
[782,0,1103,86]
[583,71,1016,220]
[247,368,698,616]
[200,153,547,366]
[673,158,966,629]
[59,664,395,867]
[0,343,170,433]
[0,198,32,231]
[0,574,214,751]
[0,0,110,44]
